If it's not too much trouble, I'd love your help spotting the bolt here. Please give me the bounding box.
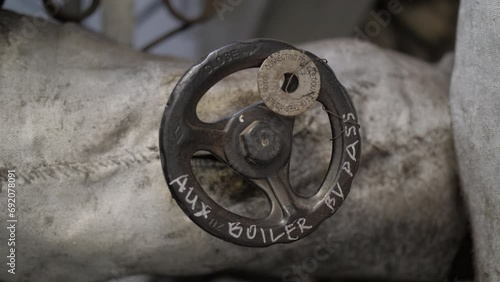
[239,121,283,164]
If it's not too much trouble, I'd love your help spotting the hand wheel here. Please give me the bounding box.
[159,39,361,247]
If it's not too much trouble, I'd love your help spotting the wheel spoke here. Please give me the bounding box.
[184,118,229,162]
[251,166,298,224]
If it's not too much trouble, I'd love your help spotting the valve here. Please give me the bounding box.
[159,39,361,247]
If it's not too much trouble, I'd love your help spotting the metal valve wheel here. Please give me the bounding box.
[159,39,361,247]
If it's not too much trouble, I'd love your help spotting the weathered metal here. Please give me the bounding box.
[239,120,283,164]
[159,39,361,247]
[258,49,321,116]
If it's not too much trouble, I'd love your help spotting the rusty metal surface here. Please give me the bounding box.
[159,39,361,247]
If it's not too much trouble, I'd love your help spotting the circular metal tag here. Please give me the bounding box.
[258,49,321,116]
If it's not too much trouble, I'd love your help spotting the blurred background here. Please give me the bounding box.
[2,0,458,62]
[0,0,464,281]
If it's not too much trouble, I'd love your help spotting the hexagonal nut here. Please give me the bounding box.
[239,121,283,164]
